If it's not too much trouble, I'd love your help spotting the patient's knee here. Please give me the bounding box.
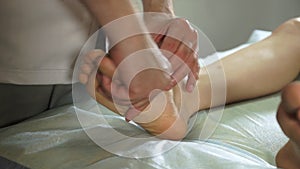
[274,17,300,35]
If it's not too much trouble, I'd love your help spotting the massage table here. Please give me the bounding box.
[0,30,294,169]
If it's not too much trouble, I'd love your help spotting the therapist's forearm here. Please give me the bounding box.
[82,0,155,64]
[142,0,175,16]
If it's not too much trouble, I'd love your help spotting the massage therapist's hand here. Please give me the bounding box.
[143,0,200,92]
[83,0,197,121]
[83,0,175,121]
[277,82,300,145]
[98,34,174,121]
[276,82,300,168]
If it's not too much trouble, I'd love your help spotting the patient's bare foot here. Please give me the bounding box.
[276,82,300,169]
[79,50,188,140]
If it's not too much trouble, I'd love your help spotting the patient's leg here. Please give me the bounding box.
[179,17,300,119]
[80,17,300,140]
[204,17,300,106]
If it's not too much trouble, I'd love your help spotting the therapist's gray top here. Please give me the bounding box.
[0,0,98,85]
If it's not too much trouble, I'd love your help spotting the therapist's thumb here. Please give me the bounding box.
[98,55,116,78]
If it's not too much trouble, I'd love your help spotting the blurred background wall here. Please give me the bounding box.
[173,0,300,51]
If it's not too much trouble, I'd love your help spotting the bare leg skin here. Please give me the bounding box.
[276,82,300,169]
[79,17,300,140]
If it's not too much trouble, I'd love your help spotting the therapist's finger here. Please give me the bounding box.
[277,103,300,143]
[97,55,116,79]
[181,28,200,78]
[152,33,165,47]
[171,51,197,88]
[168,42,190,71]
[164,42,192,89]
[125,107,140,122]
[277,82,300,143]
[192,53,200,80]
[186,72,197,92]
[183,53,199,92]
[159,19,184,58]
[186,53,200,92]
[281,82,300,113]
[169,36,198,87]
[160,36,182,59]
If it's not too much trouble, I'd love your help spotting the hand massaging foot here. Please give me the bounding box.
[276,82,300,169]
[79,17,300,142]
[79,50,188,140]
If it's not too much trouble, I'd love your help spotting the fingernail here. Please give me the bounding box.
[187,84,195,93]
[125,117,131,123]
[165,84,172,91]
[125,108,140,122]
[165,79,177,91]
[171,79,177,86]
